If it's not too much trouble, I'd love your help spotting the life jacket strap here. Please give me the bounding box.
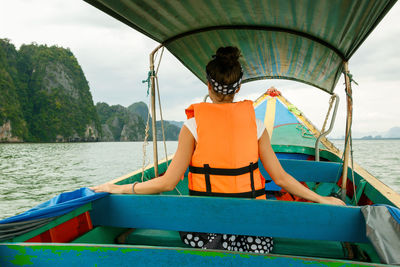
[189,188,266,199]
[189,162,258,176]
[249,162,256,198]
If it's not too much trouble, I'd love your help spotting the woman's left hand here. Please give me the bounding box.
[318,196,346,206]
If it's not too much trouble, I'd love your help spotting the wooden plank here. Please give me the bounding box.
[0,243,385,267]
[260,159,342,183]
[264,97,276,139]
[90,195,368,243]
[352,162,400,208]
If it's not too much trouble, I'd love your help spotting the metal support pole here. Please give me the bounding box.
[315,94,339,161]
[341,62,353,201]
[149,44,163,177]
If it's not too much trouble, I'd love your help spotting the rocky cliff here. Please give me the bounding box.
[0,39,28,141]
[96,102,146,141]
[0,39,101,142]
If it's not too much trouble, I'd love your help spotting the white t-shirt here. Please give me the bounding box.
[183,117,266,142]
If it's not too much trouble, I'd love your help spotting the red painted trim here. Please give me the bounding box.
[26,211,93,243]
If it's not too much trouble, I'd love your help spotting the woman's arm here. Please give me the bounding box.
[90,125,195,194]
[258,130,345,205]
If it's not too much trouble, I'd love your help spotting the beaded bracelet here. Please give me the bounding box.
[132,182,138,194]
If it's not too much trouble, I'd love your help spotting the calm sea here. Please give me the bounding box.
[0,140,399,219]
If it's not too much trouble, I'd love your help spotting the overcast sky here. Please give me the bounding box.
[1,0,399,138]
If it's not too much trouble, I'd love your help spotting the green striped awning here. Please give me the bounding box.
[84,0,397,93]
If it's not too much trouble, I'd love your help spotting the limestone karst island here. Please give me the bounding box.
[0,39,180,143]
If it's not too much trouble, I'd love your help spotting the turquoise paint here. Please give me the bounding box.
[254,96,268,122]
[0,244,380,266]
[3,245,36,266]
[260,159,343,183]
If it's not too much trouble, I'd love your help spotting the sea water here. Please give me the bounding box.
[0,140,399,219]
[0,141,178,219]
[332,139,400,195]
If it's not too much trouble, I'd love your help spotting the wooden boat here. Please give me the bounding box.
[1,0,400,266]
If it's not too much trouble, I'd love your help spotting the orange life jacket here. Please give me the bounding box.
[185,100,266,199]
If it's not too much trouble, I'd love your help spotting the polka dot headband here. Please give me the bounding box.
[206,70,243,95]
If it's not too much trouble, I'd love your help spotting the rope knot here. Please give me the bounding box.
[345,71,359,86]
[142,70,156,96]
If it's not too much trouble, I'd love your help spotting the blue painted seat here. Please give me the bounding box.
[259,159,342,191]
[91,194,368,243]
[185,158,343,192]
[260,159,342,183]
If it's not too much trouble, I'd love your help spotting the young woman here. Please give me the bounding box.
[90,46,345,253]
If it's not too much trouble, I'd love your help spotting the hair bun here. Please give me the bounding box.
[215,46,240,65]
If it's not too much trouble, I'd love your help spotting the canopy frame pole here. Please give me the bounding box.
[341,62,353,201]
[162,25,346,61]
[149,44,164,177]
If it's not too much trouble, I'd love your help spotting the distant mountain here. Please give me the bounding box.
[355,127,400,140]
[96,102,145,141]
[127,101,184,130]
[384,127,400,138]
[127,101,148,121]
[331,127,400,140]
[0,39,101,142]
[168,120,184,128]
[352,131,382,139]
[96,102,182,141]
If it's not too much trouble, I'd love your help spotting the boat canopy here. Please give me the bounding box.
[84,0,396,93]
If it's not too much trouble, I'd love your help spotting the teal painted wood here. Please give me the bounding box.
[0,243,381,266]
[260,159,342,183]
[90,195,368,243]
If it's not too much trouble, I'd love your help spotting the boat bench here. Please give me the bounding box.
[183,159,343,192]
[261,159,342,183]
[259,159,342,191]
[71,195,378,262]
[90,194,368,244]
[184,159,343,184]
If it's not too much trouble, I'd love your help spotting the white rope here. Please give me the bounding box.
[140,96,152,182]
[156,76,169,167]
[152,47,182,196]
[154,47,169,168]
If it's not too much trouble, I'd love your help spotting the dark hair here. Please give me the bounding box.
[206,46,242,101]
